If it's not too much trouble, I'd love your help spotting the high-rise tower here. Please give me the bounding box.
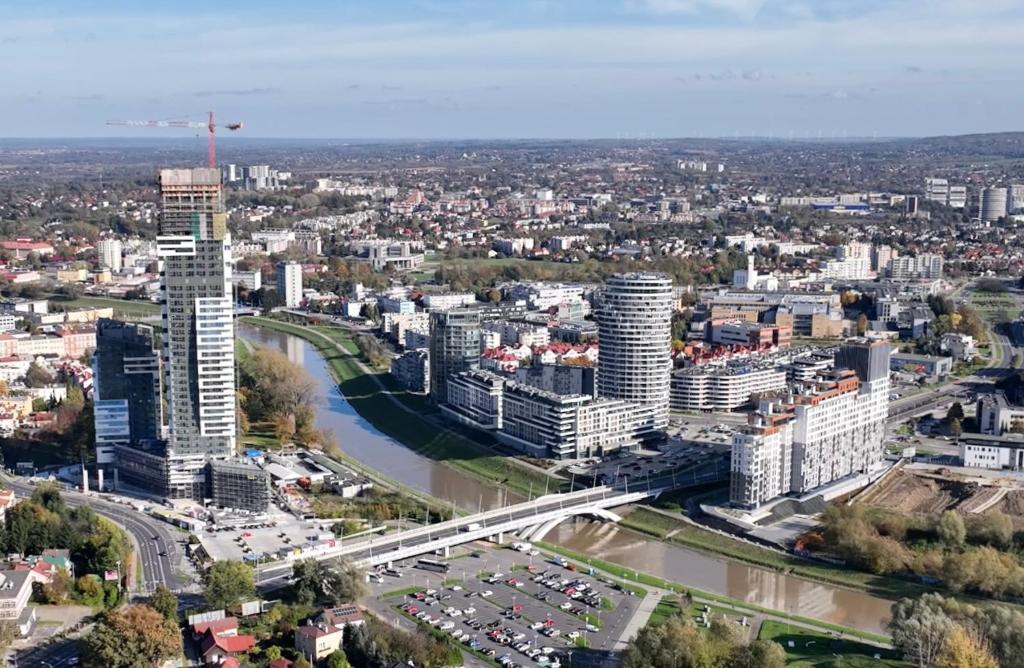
[596,273,673,434]
[158,168,236,499]
[429,309,481,404]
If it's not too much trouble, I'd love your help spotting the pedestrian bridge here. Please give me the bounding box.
[255,484,662,583]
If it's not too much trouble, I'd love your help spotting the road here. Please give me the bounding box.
[1,476,191,593]
[10,636,81,668]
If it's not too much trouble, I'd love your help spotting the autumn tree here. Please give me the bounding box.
[82,605,181,668]
[936,624,998,668]
[936,511,966,549]
[889,594,954,667]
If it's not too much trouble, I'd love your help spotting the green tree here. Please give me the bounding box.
[265,646,282,661]
[0,622,17,654]
[202,560,255,610]
[23,361,55,388]
[949,417,963,440]
[292,558,366,607]
[731,639,786,668]
[889,594,954,667]
[293,657,312,668]
[148,584,178,623]
[326,650,351,668]
[947,402,965,422]
[936,511,967,548]
[857,313,869,336]
[82,605,181,668]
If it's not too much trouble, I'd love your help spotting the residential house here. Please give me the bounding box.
[294,623,344,662]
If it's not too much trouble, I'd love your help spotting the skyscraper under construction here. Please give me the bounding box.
[157,168,237,499]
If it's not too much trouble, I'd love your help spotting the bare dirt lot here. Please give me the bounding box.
[858,468,1024,526]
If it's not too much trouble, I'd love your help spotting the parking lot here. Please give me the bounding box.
[198,509,332,562]
[375,544,644,667]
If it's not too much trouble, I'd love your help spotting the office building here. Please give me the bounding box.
[207,460,271,513]
[231,269,262,292]
[276,262,303,308]
[872,245,896,274]
[158,168,236,500]
[981,187,1009,223]
[947,185,968,209]
[96,238,123,272]
[925,177,949,203]
[351,240,424,271]
[92,319,162,465]
[596,273,673,435]
[429,309,481,404]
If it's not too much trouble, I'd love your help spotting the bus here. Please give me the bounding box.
[416,558,451,573]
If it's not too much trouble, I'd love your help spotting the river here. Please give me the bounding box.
[238,323,517,511]
[240,322,893,634]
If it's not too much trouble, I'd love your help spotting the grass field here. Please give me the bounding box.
[240,316,564,498]
[758,620,907,667]
[970,289,1019,322]
[619,507,928,600]
[50,295,161,318]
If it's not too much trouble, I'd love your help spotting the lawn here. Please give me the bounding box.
[241,316,565,498]
[50,295,161,318]
[758,620,907,667]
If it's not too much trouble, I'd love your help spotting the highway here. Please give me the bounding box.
[1,476,191,593]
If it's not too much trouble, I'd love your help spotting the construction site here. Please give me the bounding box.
[857,463,1024,526]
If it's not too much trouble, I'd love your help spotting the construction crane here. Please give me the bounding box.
[106,111,244,168]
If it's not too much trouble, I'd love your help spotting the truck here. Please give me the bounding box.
[460,522,482,532]
[512,542,533,552]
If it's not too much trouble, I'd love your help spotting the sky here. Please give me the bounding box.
[1,0,1022,139]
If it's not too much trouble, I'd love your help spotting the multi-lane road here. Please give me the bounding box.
[1,476,191,593]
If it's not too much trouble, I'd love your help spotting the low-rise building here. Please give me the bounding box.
[977,392,1024,436]
[960,433,1024,470]
[890,352,953,382]
[294,623,344,662]
[390,350,429,393]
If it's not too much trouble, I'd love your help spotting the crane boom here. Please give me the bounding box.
[105,111,244,168]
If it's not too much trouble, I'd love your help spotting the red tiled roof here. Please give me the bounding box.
[269,659,293,668]
[220,659,241,668]
[199,631,255,656]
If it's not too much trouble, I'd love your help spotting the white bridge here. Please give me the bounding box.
[255,484,664,584]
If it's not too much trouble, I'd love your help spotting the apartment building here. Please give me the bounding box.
[276,262,303,308]
[443,369,650,459]
[708,320,791,349]
[428,309,481,404]
[728,340,890,507]
[671,365,788,412]
[730,403,794,508]
[596,273,673,436]
[390,350,430,393]
[888,254,944,280]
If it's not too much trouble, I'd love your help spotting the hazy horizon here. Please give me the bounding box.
[3,1,1022,139]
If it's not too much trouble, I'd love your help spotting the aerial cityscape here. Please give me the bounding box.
[3,2,1024,668]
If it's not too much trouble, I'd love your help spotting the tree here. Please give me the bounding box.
[857,313,869,336]
[937,511,966,548]
[202,560,255,610]
[148,584,178,623]
[949,418,963,440]
[23,361,54,388]
[889,594,954,668]
[82,605,181,668]
[947,402,965,422]
[0,622,17,654]
[326,650,352,668]
[731,639,786,668]
[293,658,312,668]
[968,511,1014,549]
[936,624,999,668]
[265,646,283,661]
[293,558,366,607]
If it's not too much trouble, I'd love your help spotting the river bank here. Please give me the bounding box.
[240,316,898,638]
[240,316,562,499]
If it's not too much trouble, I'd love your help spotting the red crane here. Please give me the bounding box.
[106,111,244,168]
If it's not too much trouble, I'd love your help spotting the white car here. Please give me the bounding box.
[480,590,494,598]
[463,607,476,616]
[440,621,455,631]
